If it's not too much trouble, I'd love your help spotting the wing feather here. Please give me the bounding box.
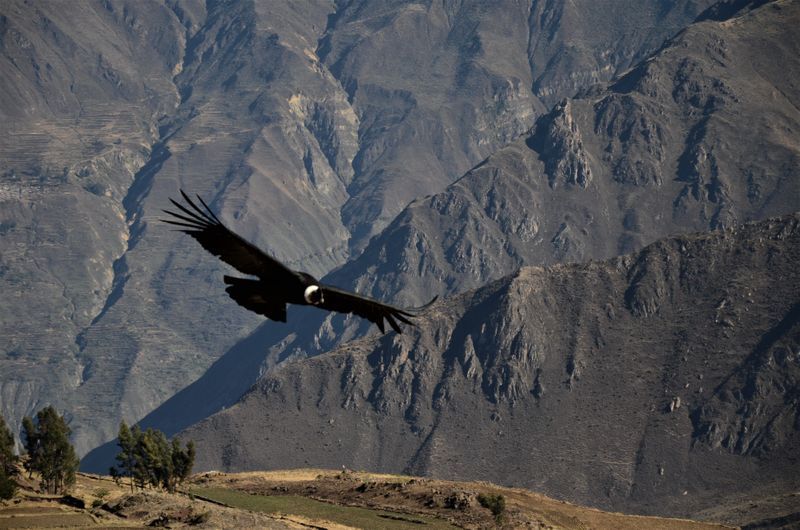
[161,190,298,283]
[170,196,215,224]
[194,192,223,223]
[161,218,206,230]
[162,209,207,227]
[318,285,437,334]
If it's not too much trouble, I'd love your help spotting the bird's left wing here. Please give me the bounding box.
[318,285,437,334]
[161,190,298,283]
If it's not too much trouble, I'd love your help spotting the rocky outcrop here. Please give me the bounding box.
[338,0,800,303]
[529,100,593,188]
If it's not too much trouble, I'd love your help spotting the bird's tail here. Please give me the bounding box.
[223,275,287,323]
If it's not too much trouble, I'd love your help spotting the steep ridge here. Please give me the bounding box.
[182,213,800,523]
[80,0,800,469]
[323,0,719,248]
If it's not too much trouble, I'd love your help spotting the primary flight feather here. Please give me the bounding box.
[161,190,436,333]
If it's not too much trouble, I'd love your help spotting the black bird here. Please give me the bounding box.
[161,190,436,333]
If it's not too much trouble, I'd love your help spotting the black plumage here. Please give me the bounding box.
[161,190,436,333]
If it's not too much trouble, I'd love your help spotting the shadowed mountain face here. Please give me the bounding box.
[182,213,800,522]
[101,0,800,448]
[1,0,720,455]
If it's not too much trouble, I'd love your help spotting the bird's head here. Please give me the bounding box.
[304,285,324,305]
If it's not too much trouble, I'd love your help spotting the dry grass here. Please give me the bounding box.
[191,469,734,530]
[192,487,459,529]
[0,502,102,529]
[0,467,733,529]
[0,512,96,528]
[2,471,297,528]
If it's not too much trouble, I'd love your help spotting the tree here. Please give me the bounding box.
[21,416,36,478]
[169,438,195,492]
[111,421,136,492]
[21,406,79,494]
[0,415,17,499]
[139,428,172,490]
[111,424,195,492]
[129,425,147,490]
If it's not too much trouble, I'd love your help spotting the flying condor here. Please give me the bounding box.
[161,190,437,334]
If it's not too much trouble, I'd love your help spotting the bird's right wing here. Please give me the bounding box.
[318,284,437,334]
[161,190,297,283]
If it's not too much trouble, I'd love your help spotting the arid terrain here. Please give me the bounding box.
[1,0,798,526]
[7,0,790,461]
[0,468,734,529]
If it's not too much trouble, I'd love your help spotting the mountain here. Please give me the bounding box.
[0,0,189,451]
[181,213,800,523]
[320,0,725,248]
[92,0,800,459]
[336,0,800,304]
[0,0,719,456]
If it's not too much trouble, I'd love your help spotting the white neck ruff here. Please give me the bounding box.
[304,285,321,303]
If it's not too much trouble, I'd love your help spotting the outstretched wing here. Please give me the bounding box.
[318,285,437,334]
[161,190,297,283]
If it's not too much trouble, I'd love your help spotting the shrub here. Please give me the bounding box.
[188,510,211,525]
[0,468,15,500]
[94,487,109,498]
[477,492,506,518]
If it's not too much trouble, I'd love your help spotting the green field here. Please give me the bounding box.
[191,487,459,529]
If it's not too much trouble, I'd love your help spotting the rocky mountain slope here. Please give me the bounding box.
[1,0,188,450]
[335,0,800,306]
[1,0,719,455]
[181,213,800,522]
[96,0,800,460]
